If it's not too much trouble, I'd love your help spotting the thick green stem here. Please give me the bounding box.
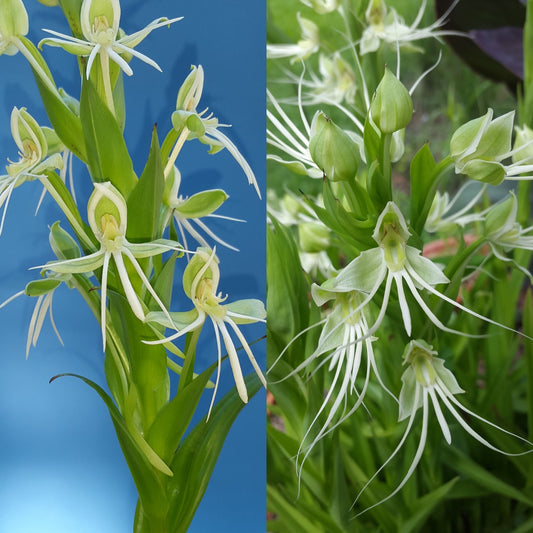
[381,132,393,201]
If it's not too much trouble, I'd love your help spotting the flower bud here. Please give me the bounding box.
[309,112,359,181]
[370,69,413,134]
[298,221,330,253]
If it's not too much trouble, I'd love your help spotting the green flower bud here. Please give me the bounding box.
[37,0,60,5]
[370,69,413,134]
[309,112,359,181]
[25,278,62,297]
[298,221,330,253]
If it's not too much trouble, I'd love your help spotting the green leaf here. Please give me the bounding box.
[267,485,326,533]
[80,79,136,197]
[266,218,310,348]
[167,373,262,533]
[147,359,218,463]
[444,447,533,507]
[49,373,169,520]
[127,127,165,242]
[409,143,437,234]
[400,477,459,533]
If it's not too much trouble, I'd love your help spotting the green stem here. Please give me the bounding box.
[38,176,96,252]
[381,133,392,201]
[164,127,190,178]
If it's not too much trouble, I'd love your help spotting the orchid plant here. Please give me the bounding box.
[267,0,533,531]
[0,0,264,532]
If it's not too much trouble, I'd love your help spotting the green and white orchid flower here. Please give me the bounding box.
[145,247,266,412]
[266,13,319,62]
[451,109,533,185]
[34,182,183,350]
[163,166,241,252]
[425,181,486,234]
[354,340,533,515]
[360,0,463,55]
[168,65,260,198]
[40,0,182,78]
[316,202,521,339]
[0,107,63,235]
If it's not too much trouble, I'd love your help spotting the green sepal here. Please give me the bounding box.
[49,373,170,520]
[24,278,62,297]
[226,298,266,323]
[175,189,228,219]
[167,373,262,533]
[127,127,165,242]
[80,79,136,197]
[0,0,28,37]
[49,221,81,260]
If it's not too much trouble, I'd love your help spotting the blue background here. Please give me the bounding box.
[0,1,265,532]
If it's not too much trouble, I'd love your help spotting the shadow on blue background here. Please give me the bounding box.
[0,2,265,532]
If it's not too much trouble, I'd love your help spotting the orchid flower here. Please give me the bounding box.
[314,202,522,340]
[299,0,339,14]
[39,0,181,114]
[145,248,266,413]
[0,277,66,358]
[40,0,181,79]
[354,340,533,515]
[425,182,487,234]
[168,65,260,197]
[360,0,463,55]
[34,182,183,350]
[482,192,533,281]
[0,107,63,235]
[290,289,397,480]
[450,109,533,184]
[266,13,319,62]
[162,166,241,253]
